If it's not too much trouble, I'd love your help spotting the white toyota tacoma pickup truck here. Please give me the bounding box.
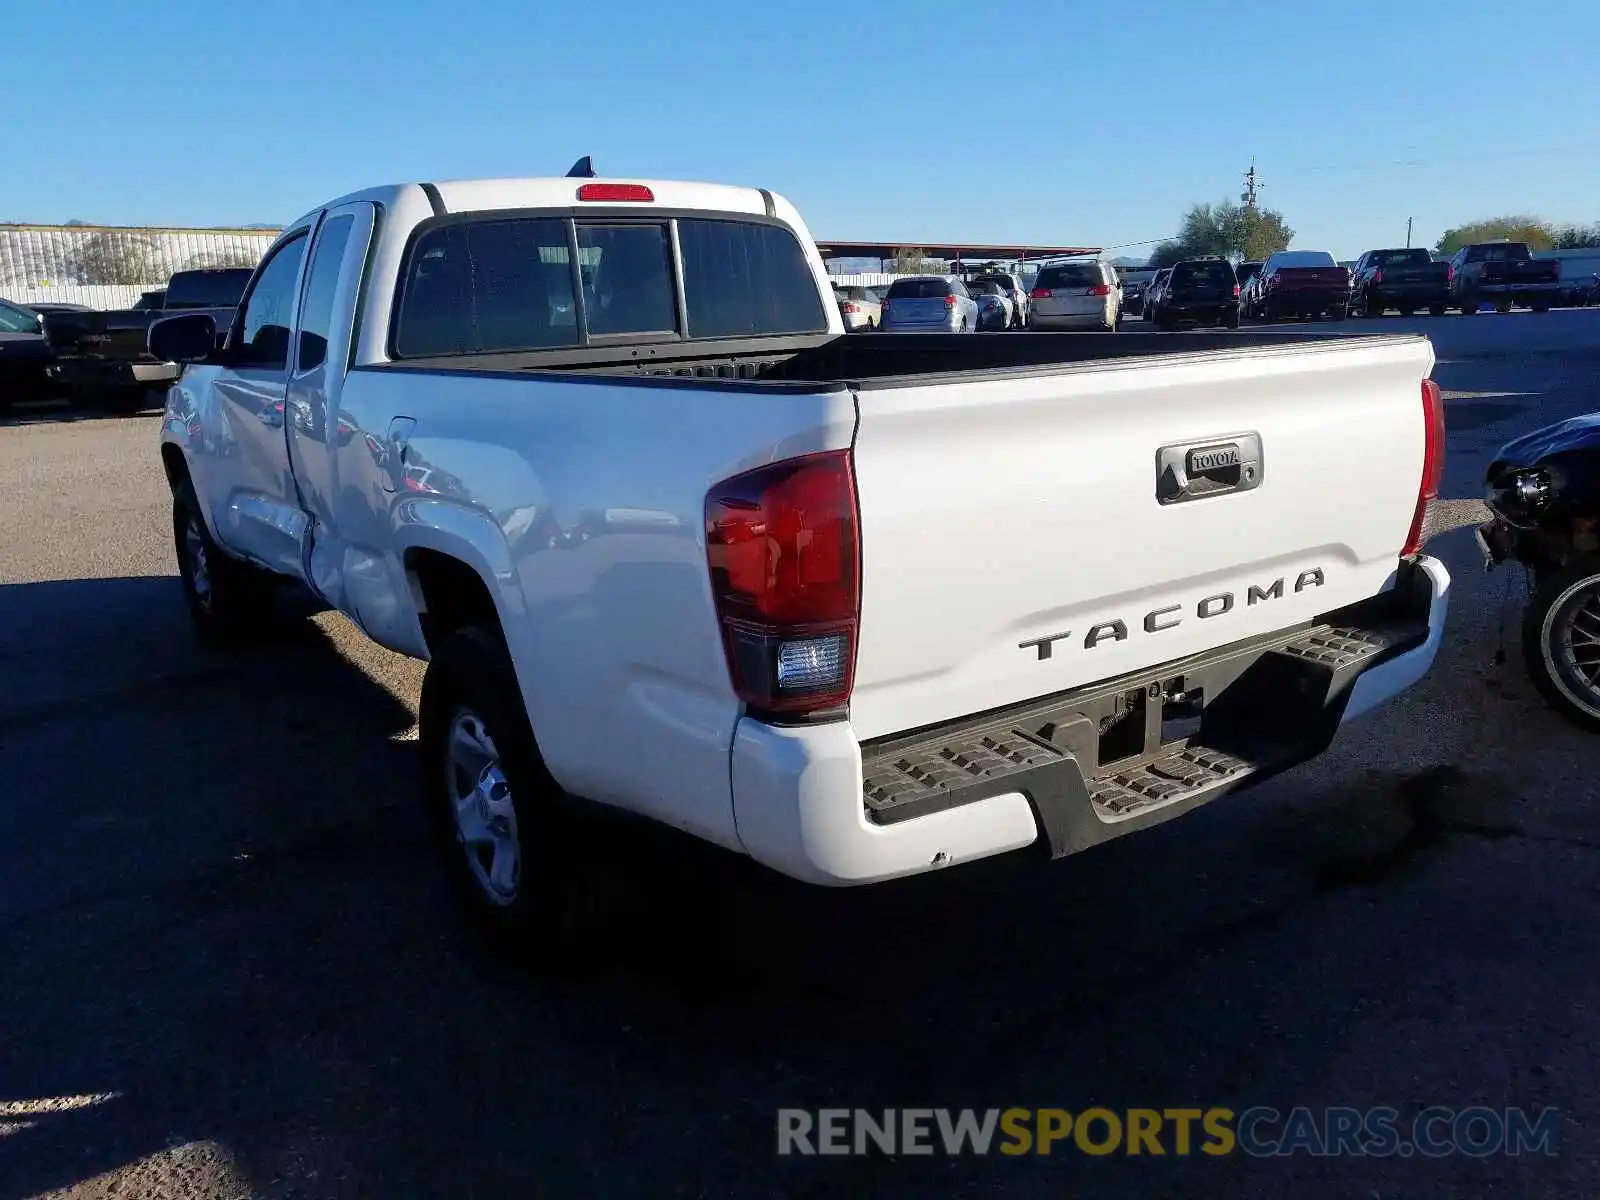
[152,173,1450,949]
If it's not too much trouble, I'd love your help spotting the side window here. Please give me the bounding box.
[235,233,309,368]
[296,214,355,372]
[576,223,676,336]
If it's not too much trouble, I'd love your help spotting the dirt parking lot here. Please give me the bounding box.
[2,312,1599,1199]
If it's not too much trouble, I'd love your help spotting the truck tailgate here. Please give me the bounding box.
[846,336,1435,740]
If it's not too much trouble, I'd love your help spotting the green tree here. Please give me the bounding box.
[1151,199,1294,267]
[1553,222,1600,250]
[1237,207,1294,261]
[1148,241,1188,268]
[888,246,946,274]
[1435,216,1558,254]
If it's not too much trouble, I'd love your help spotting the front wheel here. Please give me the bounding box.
[172,481,277,647]
[1522,557,1600,734]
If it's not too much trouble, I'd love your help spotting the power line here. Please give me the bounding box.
[1275,139,1600,178]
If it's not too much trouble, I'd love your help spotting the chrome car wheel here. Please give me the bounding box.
[446,709,523,906]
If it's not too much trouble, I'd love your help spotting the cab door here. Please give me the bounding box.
[283,202,378,606]
[204,228,312,575]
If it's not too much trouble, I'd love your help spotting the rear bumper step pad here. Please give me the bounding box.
[859,569,1431,857]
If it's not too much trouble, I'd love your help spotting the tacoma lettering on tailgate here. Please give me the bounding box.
[1019,569,1326,661]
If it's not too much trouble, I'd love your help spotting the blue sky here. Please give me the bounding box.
[3,0,1596,260]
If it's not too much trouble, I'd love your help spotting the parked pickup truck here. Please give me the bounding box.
[1349,248,1452,317]
[151,174,1451,954]
[45,267,253,406]
[1448,242,1560,314]
[1241,250,1352,323]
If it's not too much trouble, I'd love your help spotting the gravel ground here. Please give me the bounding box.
[1,309,1598,1199]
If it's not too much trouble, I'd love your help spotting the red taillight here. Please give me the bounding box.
[944,294,957,309]
[1086,284,1111,297]
[1401,378,1446,557]
[705,450,860,717]
[1232,284,1240,298]
[1030,287,1051,299]
[841,302,860,314]
[1446,264,1454,282]
[1373,268,1384,284]
[576,183,655,203]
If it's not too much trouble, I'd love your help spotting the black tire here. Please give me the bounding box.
[1428,304,1447,317]
[1531,300,1551,314]
[1260,304,1277,324]
[420,624,603,961]
[1224,310,1241,329]
[1494,300,1512,314]
[172,479,277,648]
[1460,296,1478,315]
[1397,306,1415,317]
[1521,557,1600,734]
[1366,297,1385,318]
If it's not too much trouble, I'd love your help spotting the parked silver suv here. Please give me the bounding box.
[1027,260,1122,331]
[880,276,980,333]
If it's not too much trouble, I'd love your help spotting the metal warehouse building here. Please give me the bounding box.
[0,224,280,309]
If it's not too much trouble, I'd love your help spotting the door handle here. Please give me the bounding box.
[1156,432,1263,505]
[383,416,417,492]
[387,416,416,462]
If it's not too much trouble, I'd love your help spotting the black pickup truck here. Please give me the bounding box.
[1447,242,1560,315]
[45,267,252,406]
[1348,248,1452,317]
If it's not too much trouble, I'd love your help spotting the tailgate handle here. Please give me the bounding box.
[1156,433,1263,505]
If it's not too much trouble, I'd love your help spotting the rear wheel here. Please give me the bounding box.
[1523,557,1600,734]
[1366,296,1385,317]
[1460,295,1478,315]
[1531,299,1551,313]
[421,624,605,961]
[1428,303,1447,317]
[1397,305,1415,317]
[1494,300,1513,314]
[1224,309,1241,329]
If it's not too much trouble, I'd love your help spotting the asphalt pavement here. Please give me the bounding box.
[2,310,1599,1199]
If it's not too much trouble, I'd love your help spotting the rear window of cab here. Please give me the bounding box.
[392,213,829,357]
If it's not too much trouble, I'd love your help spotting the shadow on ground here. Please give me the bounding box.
[0,573,1591,1198]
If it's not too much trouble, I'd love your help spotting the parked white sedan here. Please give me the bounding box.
[832,284,883,332]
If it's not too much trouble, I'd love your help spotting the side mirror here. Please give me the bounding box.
[149,313,219,364]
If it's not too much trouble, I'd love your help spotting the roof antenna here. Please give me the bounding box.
[566,156,596,178]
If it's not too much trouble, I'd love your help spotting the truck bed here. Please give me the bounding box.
[362,329,1418,391]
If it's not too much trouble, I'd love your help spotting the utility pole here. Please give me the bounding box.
[1241,158,1260,210]
[1405,217,1413,248]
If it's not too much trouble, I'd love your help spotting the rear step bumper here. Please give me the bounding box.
[730,556,1449,886]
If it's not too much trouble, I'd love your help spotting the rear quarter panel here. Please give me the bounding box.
[332,368,858,850]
